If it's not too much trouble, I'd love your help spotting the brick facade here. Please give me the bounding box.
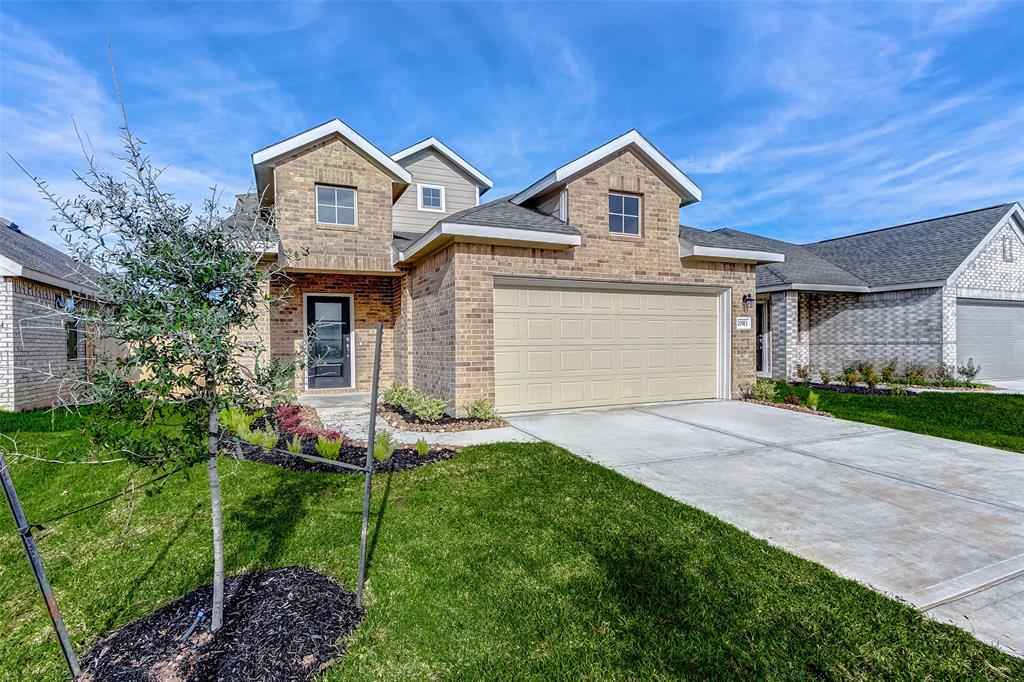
[1,277,89,411]
[764,218,1024,379]
[273,136,398,273]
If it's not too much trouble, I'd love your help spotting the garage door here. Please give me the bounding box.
[956,300,1024,380]
[493,284,720,412]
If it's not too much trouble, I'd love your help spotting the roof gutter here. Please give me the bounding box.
[0,255,99,296]
[394,222,581,265]
[757,280,946,294]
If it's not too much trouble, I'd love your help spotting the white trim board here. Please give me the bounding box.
[392,137,493,192]
[253,119,412,183]
[512,129,702,207]
[301,292,356,391]
[679,241,786,264]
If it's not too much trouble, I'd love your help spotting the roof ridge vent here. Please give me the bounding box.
[1,217,22,233]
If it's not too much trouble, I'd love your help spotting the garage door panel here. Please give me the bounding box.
[956,300,1024,381]
[494,284,720,412]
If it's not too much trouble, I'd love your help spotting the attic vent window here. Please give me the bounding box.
[1004,235,1015,262]
[608,192,640,235]
[418,184,445,212]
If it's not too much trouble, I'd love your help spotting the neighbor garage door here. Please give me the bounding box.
[493,283,720,412]
[956,299,1024,380]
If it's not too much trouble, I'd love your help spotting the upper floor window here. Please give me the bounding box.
[418,183,446,212]
[316,185,356,226]
[609,192,640,235]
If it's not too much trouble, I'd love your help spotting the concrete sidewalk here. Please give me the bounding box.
[507,400,1024,656]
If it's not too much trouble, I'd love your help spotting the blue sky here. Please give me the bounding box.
[2,1,1022,248]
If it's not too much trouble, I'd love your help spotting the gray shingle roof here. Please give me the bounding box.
[679,225,865,289]
[803,204,1015,287]
[440,196,581,235]
[225,193,278,242]
[0,218,98,291]
[391,231,421,251]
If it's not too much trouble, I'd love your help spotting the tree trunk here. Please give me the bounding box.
[207,407,225,632]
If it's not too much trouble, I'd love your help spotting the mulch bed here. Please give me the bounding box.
[791,382,912,396]
[80,566,362,682]
[377,404,507,432]
[744,399,833,417]
[232,440,457,474]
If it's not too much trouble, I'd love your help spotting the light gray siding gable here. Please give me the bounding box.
[393,149,479,233]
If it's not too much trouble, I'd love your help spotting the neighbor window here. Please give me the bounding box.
[418,184,445,212]
[609,193,640,235]
[316,185,356,226]
[1004,235,1015,262]
[65,320,79,361]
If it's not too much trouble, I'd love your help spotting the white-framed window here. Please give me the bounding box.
[418,183,446,212]
[316,185,356,226]
[609,192,640,235]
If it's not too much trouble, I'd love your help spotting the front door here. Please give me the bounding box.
[306,296,352,389]
[755,301,770,375]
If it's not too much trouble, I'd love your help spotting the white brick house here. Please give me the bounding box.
[679,203,1024,382]
[0,218,100,411]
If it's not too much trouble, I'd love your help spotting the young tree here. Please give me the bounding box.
[19,101,302,631]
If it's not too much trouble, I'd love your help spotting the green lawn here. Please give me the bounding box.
[775,382,1024,453]
[2,409,1021,680]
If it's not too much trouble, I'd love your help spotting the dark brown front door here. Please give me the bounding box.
[307,296,352,389]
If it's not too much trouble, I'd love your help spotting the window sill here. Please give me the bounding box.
[316,223,359,232]
[608,233,642,242]
[417,207,446,213]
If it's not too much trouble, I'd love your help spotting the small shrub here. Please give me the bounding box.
[862,370,881,389]
[382,384,415,409]
[806,390,820,411]
[880,358,898,383]
[407,393,447,422]
[286,434,303,454]
[220,405,262,435]
[841,364,860,387]
[751,379,777,402]
[465,398,497,421]
[315,433,343,459]
[795,364,812,382]
[784,394,802,406]
[957,358,982,383]
[818,370,833,385]
[243,426,279,450]
[932,362,955,382]
[889,384,910,396]
[374,430,397,462]
[415,437,430,457]
[856,361,875,376]
[904,363,928,385]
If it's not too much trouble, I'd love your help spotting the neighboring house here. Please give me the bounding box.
[238,119,784,414]
[0,218,100,411]
[680,203,1024,382]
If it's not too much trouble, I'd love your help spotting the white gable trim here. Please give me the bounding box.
[945,203,1024,286]
[511,130,702,207]
[679,240,785,264]
[391,137,493,191]
[252,119,412,183]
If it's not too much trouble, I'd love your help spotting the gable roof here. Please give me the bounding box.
[803,203,1018,288]
[0,218,99,294]
[251,119,412,195]
[391,137,493,193]
[442,196,580,236]
[511,130,701,208]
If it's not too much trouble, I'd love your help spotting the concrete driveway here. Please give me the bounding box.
[506,400,1024,656]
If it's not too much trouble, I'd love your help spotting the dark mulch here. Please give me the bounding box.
[80,567,363,682]
[233,440,457,474]
[790,382,915,397]
[377,404,507,432]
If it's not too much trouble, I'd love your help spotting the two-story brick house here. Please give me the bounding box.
[242,120,784,414]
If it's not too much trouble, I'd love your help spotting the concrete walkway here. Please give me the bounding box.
[305,394,538,447]
[507,400,1024,656]
[989,378,1024,394]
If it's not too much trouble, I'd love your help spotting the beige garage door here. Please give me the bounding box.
[493,284,719,412]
